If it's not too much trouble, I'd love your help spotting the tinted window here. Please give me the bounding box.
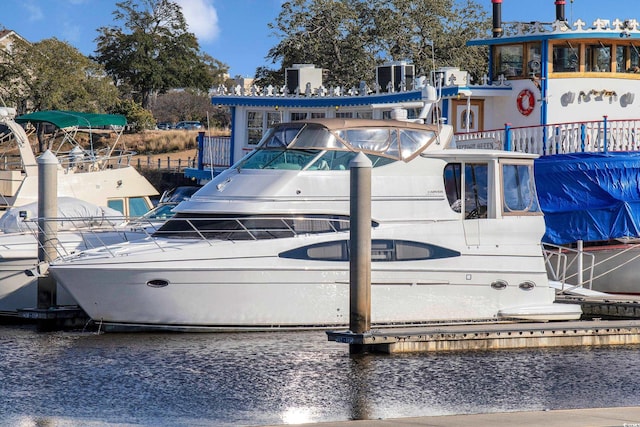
[107,199,124,214]
[465,163,488,219]
[128,197,151,217]
[279,240,460,261]
[154,214,353,240]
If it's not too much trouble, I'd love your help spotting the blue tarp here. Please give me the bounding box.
[534,152,640,244]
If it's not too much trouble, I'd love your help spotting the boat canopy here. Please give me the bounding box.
[15,110,127,129]
[236,119,440,171]
[535,152,640,244]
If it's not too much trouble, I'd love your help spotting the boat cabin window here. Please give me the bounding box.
[129,197,152,217]
[501,162,540,214]
[585,44,612,72]
[235,122,438,171]
[107,197,152,217]
[552,43,580,72]
[464,163,488,219]
[279,239,460,262]
[107,199,124,215]
[551,41,640,75]
[444,163,462,212]
[492,42,541,79]
[443,162,487,219]
[616,44,640,72]
[154,214,358,240]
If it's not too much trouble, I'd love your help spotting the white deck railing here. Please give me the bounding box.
[201,136,231,168]
[455,118,640,155]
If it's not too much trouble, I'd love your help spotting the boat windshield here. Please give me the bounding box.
[236,122,437,171]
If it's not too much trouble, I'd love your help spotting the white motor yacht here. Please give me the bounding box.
[49,118,581,331]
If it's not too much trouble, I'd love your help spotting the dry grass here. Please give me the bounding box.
[120,128,229,155]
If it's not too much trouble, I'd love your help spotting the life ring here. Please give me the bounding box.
[517,89,535,116]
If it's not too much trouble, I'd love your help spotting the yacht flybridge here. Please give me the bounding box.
[49,119,581,331]
[0,108,158,215]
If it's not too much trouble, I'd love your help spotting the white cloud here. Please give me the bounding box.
[175,0,220,43]
[24,0,44,22]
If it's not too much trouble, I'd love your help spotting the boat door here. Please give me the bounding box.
[444,162,488,246]
[462,162,489,246]
[452,99,484,133]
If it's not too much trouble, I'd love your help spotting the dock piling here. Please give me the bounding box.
[37,150,58,310]
[349,152,372,353]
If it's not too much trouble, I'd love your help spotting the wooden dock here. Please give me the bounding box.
[327,318,640,353]
[327,294,640,354]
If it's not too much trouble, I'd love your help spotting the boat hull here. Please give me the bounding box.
[0,230,148,316]
[50,238,568,331]
[0,258,77,316]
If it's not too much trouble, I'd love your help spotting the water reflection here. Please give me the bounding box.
[0,325,639,426]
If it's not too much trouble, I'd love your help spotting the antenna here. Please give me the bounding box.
[206,111,214,179]
[570,0,574,24]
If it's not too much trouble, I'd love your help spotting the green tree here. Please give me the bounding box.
[262,0,376,88]
[0,34,31,112]
[0,37,119,114]
[259,0,489,88]
[376,0,490,81]
[151,90,231,128]
[113,98,156,132]
[95,0,222,109]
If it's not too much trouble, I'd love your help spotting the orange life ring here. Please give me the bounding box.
[517,89,535,116]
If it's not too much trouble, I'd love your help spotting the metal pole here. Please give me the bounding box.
[504,123,512,151]
[37,150,58,309]
[349,152,372,341]
[603,115,608,153]
[577,239,584,287]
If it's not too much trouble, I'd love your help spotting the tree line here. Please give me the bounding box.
[0,0,490,131]
[258,0,490,89]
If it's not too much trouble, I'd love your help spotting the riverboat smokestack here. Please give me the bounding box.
[492,0,502,37]
[555,0,566,21]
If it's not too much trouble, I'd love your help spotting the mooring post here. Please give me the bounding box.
[349,152,372,353]
[37,150,58,309]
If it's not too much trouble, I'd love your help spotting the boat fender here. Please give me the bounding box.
[517,89,535,116]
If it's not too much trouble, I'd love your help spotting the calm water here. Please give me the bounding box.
[1,325,640,426]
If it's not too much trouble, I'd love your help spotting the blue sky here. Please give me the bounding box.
[0,0,636,78]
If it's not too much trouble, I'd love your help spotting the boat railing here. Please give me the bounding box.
[542,243,595,291]
[200,135,232,168]
[0,155,25,171]
[23,215,161,261]
[147,215,352,250]
[33,215,352,259]
[455,117,640,155]
[55,148,136,171]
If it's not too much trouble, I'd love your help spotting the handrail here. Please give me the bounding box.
[22,215,161,260]
[44,215,353,259]
[455,118,640,156]
[542,243,596,291]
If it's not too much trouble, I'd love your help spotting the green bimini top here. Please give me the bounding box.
[15,110,127,129]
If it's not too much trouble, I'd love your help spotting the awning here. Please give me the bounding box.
[15,110,127,129]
